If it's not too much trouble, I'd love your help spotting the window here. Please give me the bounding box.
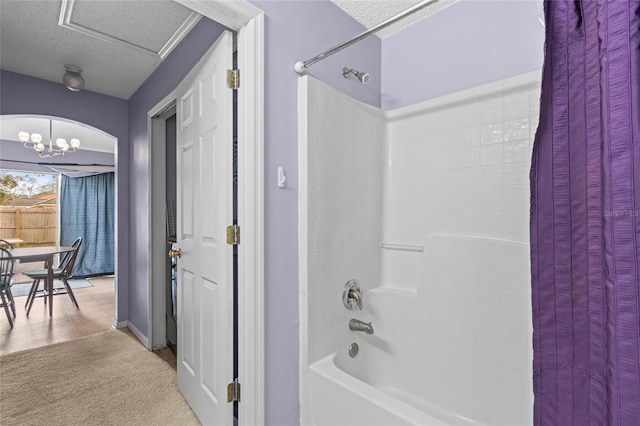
[0,171,58,247]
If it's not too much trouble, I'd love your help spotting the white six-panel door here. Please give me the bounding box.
[176,30,233,425]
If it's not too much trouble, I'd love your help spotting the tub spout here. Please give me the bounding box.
[349,318,374,335]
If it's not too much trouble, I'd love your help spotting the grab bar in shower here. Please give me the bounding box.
[380,243,424,253]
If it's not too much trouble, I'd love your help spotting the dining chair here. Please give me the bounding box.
[0,239,15,250]
[24,237,83,316]
[0,247,17,328]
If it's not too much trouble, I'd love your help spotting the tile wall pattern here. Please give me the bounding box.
[383,72,540,371]
[299,76,384,363]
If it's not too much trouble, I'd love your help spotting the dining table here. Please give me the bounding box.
[10,246,75,317]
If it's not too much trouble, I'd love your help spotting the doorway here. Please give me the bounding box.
[147,2,264,424]
[148,105,178,354]
[149,99,177,353]
[0,115,118,352]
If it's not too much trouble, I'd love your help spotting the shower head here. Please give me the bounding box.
[342,67,370,85]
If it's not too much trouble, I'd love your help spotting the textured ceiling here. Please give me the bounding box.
[67,1,194,54]
[0,0,201,100]
[331,0,457,38]
[0,0,201,154]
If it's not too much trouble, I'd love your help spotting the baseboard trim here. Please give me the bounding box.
[127,321,150,349]
[112,320,150,350]
[113,319,128,329]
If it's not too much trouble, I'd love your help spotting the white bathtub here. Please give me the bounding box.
[309,353,451,425]
[303,288,532,426]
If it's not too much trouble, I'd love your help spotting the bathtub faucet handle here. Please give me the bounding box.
[351,291,363,310]
[343,279,363,310]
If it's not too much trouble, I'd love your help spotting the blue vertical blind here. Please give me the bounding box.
[60,173,114,277]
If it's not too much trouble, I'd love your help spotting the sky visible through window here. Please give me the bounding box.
[0,170,57,203]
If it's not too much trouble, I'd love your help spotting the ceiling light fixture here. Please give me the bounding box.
[18,120,80,157]
[62,64,85,92]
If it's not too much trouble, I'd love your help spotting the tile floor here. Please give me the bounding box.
[0,275,115,355]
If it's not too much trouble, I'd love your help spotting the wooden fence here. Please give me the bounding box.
[0,207,57,247]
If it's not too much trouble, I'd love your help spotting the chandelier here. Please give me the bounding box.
[18,120,80,157]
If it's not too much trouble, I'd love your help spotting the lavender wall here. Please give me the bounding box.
[249,1,381,424]
[0,71,128,137]
[0,69,130,321]
[126,17,230,334]
[381,0,545,110]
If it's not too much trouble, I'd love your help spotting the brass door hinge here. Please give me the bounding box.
[227,379,241,403]
[226,225,240,245]
[227,69,240,90]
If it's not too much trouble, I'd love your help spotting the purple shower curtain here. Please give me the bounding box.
[530,0,640,425]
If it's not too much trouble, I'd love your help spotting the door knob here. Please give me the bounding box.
[168,248,181,259]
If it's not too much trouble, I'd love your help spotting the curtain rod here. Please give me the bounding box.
[294,0,440,73]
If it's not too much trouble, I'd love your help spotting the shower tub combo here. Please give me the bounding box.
[299,70,537,425]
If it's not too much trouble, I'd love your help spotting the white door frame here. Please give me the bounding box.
[147,1,264,425]
[148,92,176,352]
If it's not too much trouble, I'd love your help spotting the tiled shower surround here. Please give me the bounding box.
[300,71,540,423]
[382,72,540,369]
[299,76,384,364]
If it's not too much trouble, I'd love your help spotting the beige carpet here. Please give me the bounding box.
[0,328,200,426]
